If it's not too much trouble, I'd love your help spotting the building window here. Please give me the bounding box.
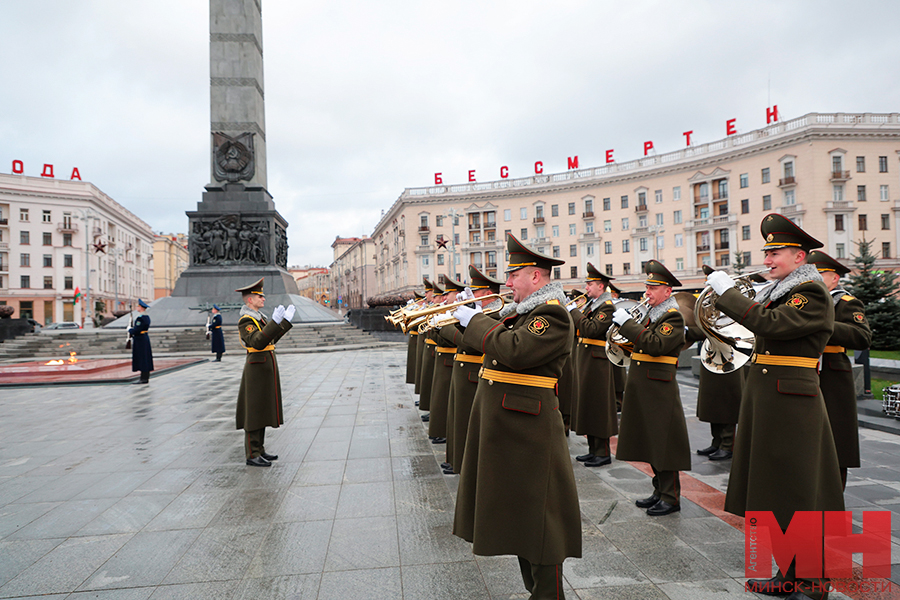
[42,232,52,246]
[43,276,53,289]
[520,228,528,239]
[551,204,559,217]
[584,198,593,214]
[565,265,575,278]
[19,208,29,222]
[43,254,52,267]
[742,225,751,240]
[740,173,749,188]
[784,190,795,206]
[64,254,73,268]
[586,244,595,256]
[673,186,681,201]
[535,205,544,219]
[585,221,594,234]
[655,190,663,203]
[835,215,844,231]
[832,155,843,174]
[783,161,794,179]
[436,254,444,265]
[602,197,610,211]
[639,238,648,252]
[761,168,770,184]
[20,253,30,267]
[622,263,631,275]
[21,275,30,288]
[604,264,613,276]
[675,257,683,270]
[420,235,428,246]
[536,225,546,238]
[622,239,630,252]
[857,185,866,201]
[569,224,576,235]
[504,209,511,221]
[673,210,682,225]
[879,156,888,172]
[638,215,648,228]
[859,214,867,231]
[881,214,890,230]
[64,276,73,289]
[718,180,728,198]
[454,233,460,245]
[880,185,890,201]
[552,225,559,237]
[566,202,575,215]
[552,246,560,258]
[883,243,891,259]
[435,215,443,227]
[836,243,845,259]
[42,210,51,223]
[621,217,629,230]
[603,220,611,232]
[518,207,526,220]
[420,215,428,228]
[655,213,663,226]
[20,231,30,245]
[63,233,72,246]
[763,195,772,210]
[569,244,577,257]
[637,191,646,207]
[741,199,749,214]
[553,267,560,280]
[620,195,628,209]
[833,185,844,202]
[674,233,683,247]
[422,256,429,267]
[856,156,866,172]
[604,241,612,254]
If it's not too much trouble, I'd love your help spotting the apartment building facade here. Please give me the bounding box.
[153,233,189,299]
[0,174,155,326]
[370,112,900,294]
[330,236,376,310]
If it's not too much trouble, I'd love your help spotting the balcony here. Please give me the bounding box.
[0,262,6,273]
[418,225,430,232]
[825,201,855,212]
[579,232,600,240]
[694,194,710,204]
[0,218,7,225]
[0,242,7,251]
[634,204,648,213]
[533,216,545,224]
[582,211,594,219]
[468,223,481,230]
[830,170,851,182]
[778,176,796,187]
[484,221,496,229]
[715,242,730,250]
[57,222,79,233]
[697,244,711,252]
[778,203,805,216]
[486,261,497,269]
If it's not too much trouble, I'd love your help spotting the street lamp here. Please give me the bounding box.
[445,207,460,281]
[73,207,99,328]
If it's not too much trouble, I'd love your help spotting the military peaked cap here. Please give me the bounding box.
[807,250,850,276]
[468,265,504,292]
[505,233,565,272]
[423,277,434,292]
[760,213,823,251]
[586,262,615,285]
[432,281,445,295]
[644,260,681,287]
[442,276,465,294]
[138,299,149,309]
[235,277,265,296]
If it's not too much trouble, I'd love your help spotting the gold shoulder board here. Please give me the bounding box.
[667,308,678,312]
[546,299,560,305]
[841,295,854,301]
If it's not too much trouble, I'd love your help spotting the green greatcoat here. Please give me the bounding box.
[684,325,744,424]
[418,334,437,411]
[428,328,457,438]
[414,330,426,393]
[716,280,844,530]
[570,298,618,438]
[820,291,871,469]
[453,300,581,565]
[406,331,418,384]
[236,314,293,432]
[615,303,691,472]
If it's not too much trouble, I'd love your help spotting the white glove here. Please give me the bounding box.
[456,287,475,303]
[612,308,631,326]
[567,301,579,312]
[284,305,296,322]
[706,271,735,296]
[272,305,286,324]
[453,304,482,328]
[428,315,438,328]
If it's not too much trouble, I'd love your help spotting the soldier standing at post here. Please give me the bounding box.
[708,215,843,600]
[807,250,872,490]
[129,299,153,384]
[235,278,295,467]
[613,260,691,516]
[208,304,225,361]
[451,234,580,600]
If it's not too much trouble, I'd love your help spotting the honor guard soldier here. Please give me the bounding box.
[414,279,434,400]
[707,215,843,600]
[613,260,691,516]
[235,278,296,467]
[440,265,504,475]
[427,276,465,444]
[418,281,446,422]
[208,304,225,361]
[569,263,618,467]
[807,250,872,490]
[406,291,425,385]
[129,299,153,384]
[451,234,580,600]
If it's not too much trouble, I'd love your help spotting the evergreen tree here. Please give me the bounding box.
[845,238,900,350]
[732,249,747,275]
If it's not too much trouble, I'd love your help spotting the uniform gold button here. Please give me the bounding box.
[762,368,768,374]
[492,360,498,366]
[488,380,494,385]
[636,361,641,366]
[459,362,464,366]
[765,350,770,355]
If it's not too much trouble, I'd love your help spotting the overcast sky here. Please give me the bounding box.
[2,1,899,267]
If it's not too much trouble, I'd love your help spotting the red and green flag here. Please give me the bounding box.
[73,287,82,303]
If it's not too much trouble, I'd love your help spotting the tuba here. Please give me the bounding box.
[605,297,650,367]
[694,267,771,373]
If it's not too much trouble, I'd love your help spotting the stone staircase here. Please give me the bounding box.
[0,322,387,361]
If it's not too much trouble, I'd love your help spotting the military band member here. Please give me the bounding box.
[406,291,425,385]
[441,265,504,475]
[707,214,843,600]
[613,260,691,516]
[428,277,465,444]
[414,278,434,396]
[569,264,617,467]
[451,234,580,600]
[129,299,153,384]
[418,281,446,422]
[208,304,225,362]
[807,250,872,490]
[235,278,295,467]
[556,290,578,437]
[608,282,626,409]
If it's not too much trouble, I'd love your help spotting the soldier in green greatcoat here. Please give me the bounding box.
[418,282,445,423]
[414,278,434,395]
[427,276,465,444]
[405,291,425,385]
[807,250,872,490]
[451,234,580,600]
[707,214,843,600]
[613,260,691,516]
[235,278,295,467]
[569,263,618,468]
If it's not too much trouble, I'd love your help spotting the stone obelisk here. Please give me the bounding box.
[137,0,336,326]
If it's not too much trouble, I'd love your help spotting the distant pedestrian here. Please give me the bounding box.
[208,305,225,361]
[129,299,153,384]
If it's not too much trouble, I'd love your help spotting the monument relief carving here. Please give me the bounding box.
[189,215,279,266]
[212,132,255,182]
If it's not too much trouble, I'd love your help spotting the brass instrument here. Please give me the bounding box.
[565,294,589,311]
[694,268,772,374]
[410,293,509,333]
[384,298,426,327]
[604,298,650,367]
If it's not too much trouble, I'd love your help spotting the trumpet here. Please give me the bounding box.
[565,294,589,311]
[402,293,508,334]
[694,268,772,374]
[417,294,509,333]
[384,298,427,327]
[605,298,650,367]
